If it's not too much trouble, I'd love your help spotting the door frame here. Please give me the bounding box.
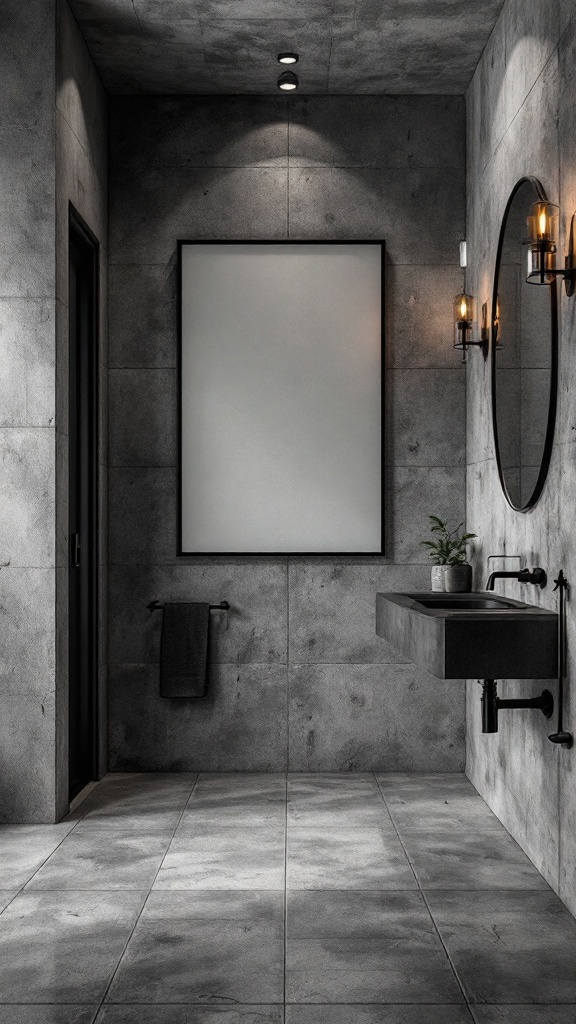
[68,203,100,801]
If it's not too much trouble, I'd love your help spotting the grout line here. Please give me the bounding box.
[373,773,474,1015]
[13,819,88,896]
[286,562,291,772]
[283,771,288,1023]
[95,773,200,1011]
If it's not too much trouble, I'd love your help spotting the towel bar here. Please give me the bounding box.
[147,599,230,614]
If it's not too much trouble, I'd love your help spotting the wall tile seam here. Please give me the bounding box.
[107,563,431,569]
[108,462,465,470]
[0,425,57,432]
[475,43,562,181]
[108,661,418,669]
[107,365,467,372]
[106,259,465,270]
[108,661,289,669]
[0,296,59,304]
[56,109,108,187]
[1,421,58,430]
[466,456,496,467]
[107,261,464,268]
[110,163,466,172]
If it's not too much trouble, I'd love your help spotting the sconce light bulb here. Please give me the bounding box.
[278,52,298,64]
[539,210,548,236]
[460,299,467,318]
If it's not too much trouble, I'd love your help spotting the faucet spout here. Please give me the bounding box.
[486,567,547,591]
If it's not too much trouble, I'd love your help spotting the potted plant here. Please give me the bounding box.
[421,515,476,593]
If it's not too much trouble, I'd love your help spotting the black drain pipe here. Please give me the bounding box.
[548,570,573,748]
[480,679,554,733]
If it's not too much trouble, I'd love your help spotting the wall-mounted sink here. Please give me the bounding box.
[376,591,557,680]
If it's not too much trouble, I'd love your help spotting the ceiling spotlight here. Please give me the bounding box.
[278,52,298,64]
[278,70,299,91]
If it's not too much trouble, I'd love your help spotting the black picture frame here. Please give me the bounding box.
[177,238,385,557]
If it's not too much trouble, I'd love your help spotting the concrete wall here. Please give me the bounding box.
[0,0,107,821]
[55,0,108,816]
[108,95,468,772]
[465,0,576,915]
[0,0,58,821]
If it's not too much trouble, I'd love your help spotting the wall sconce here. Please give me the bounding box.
[453,294,489,359]
[277,70,299,91]
[526,201,576,295]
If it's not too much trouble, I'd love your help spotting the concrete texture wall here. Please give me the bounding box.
[108,94,468,772]
[0,0,58,821]
[465,0,576,916]
[55,0,108,816]
[0,0,107,821]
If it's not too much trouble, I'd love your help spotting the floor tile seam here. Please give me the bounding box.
[95,773,203,1011]
[0,890,21,917]
[283,771,288,1020]
[373,773,471,1007]
[18,820,87,894]
[419,888,476,1009]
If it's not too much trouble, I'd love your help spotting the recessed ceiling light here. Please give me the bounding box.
[278,53,298,64]
[278,70,299,91]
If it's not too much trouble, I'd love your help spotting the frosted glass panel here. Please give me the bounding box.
[179,241,383,554]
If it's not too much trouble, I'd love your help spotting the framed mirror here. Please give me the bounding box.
[178,240,384,555]
[491,177,558,511]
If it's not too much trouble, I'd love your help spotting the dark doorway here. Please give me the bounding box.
[68,206,99,801]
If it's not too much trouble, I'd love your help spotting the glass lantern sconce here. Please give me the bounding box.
[453,294,489,359]
[526,201,576,295]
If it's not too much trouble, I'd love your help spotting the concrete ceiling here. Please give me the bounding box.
[69,0,507,95]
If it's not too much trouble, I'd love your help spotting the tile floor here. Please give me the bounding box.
[0,773,575,1022]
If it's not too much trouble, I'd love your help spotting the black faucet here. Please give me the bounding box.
[486,566,547,591]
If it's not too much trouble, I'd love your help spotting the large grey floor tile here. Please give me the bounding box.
[427,890,576,1004]
[471,1008,576,1022]
[25,830,172,890]
[287,827,416,890]
[0,891,17,912]
[181,773,286,827]
[287,774,393,828]
[286,890,463,1004]
[97,1007,283,1023]
[107,891,284,1004]
[154,826,285,889]
[0,891,146,1003]
[376,774,505,832]
[287,1008,473,1023]
[0,1009,98,1023]
[0,1010,98,1023]
[0,825,75,888]
[69,773,197,830]
[403,831,550,890]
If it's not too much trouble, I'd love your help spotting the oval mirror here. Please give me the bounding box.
[492,176,558,511]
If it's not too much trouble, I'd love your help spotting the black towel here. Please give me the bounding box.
[160,602,210,698]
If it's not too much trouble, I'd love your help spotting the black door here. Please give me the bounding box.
[68,206,99,801]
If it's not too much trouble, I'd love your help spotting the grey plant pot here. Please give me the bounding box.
[444,563,473,593]
[431,566,445,592]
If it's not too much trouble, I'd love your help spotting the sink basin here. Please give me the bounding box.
[376,591,557,680]
[414,596,515,610]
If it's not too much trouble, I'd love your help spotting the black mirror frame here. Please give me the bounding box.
[491,175,559,512]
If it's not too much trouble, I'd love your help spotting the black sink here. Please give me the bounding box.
[376,591,558,680]
[415,596,515,611]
